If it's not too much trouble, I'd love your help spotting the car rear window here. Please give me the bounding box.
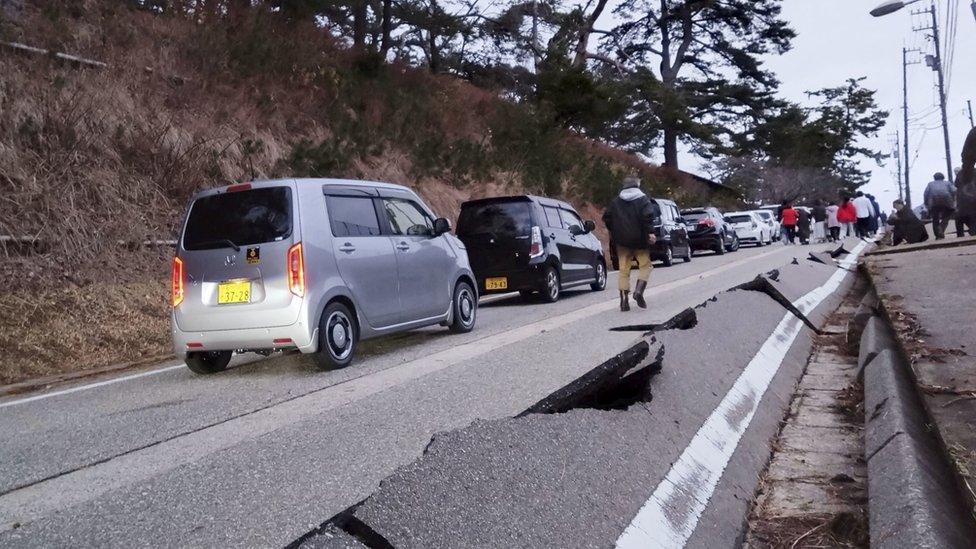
[183,187,291,251]
[726,215,752,224]
[458,201,533,238]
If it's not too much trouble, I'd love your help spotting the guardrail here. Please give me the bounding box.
[0,235,177,255]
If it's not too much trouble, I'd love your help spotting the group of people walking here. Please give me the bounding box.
[775,191,883,245]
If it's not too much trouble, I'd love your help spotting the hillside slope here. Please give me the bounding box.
[0,1,724,384]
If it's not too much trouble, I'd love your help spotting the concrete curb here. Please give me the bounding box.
[856,291,976,548]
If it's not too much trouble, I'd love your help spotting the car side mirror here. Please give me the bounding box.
[433,217,451,236]
[583,220,596,233]
[569,224,585,236]
[676,217,686,225]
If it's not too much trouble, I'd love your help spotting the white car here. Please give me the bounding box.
[752,210,780,241]
[724,211,772,246]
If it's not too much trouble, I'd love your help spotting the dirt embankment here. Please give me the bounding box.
[0,1,715,385]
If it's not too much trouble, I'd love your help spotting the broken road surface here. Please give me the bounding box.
[0,241,864,547]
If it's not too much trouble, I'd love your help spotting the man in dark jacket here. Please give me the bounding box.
[956,128,976,236]
[889,199,929,245]
[603,176,657,312]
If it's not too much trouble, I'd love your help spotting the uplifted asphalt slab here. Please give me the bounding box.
[335,287,821,548]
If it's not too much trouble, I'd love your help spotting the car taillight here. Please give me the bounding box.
[171,256,184,307]
[287,242,306,297]
[699,218,716,227]
[529,226,543,258]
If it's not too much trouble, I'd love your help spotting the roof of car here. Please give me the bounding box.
[461,194,575,211]
[194,178,413,199]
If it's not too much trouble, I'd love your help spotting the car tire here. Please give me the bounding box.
[591,261,607,291]
[726,234,740,252]
[313,301,357,371]
[683,245,693,262]
[661,245,674,267]
[715,236,726,255]
[448,281,477,333]
[185,351,232,375]
[540,265,561,303]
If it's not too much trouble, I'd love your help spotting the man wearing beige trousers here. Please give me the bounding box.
[603,176,658,312]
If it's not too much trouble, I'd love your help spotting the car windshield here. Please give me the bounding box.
[755,212,772,220]
[457,201,532,238]
[682,211,709,222]
[183,187,292,250]
[726,215,752,224]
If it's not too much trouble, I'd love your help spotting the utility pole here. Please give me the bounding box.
[915,3,954,182]
[892,132,904,202]
[902,47,919,208]
[968,99,975,128]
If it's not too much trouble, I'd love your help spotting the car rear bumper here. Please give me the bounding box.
[474,264,547,294]
[688,232,722,249]
[734,228,764,242]
[171,318,316,358]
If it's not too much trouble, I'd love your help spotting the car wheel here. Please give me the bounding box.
[541,265,561,303]
[683,245,692,262]
[715,236,726,255]
[185,351,232,375]
[727,234,740,252]
[448,281,477,333]
[591,261,607,291]
[313,302,357,370]
[661,245,674,267]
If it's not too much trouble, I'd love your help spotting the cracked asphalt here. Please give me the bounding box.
[0,241,848,548]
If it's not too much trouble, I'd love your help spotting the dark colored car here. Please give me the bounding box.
[681,207,740,255]
[608,197,692,268]
[457,196,607,302]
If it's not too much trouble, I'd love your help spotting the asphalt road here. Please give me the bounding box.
[0,241,843,548]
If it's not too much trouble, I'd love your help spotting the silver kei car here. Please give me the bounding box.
[171,178,478,374]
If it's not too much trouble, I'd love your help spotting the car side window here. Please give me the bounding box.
[326,196,382,237]
[659,204,673,222]
[383,198,434,236]
[543,206,562,228]
[559,208,584,232]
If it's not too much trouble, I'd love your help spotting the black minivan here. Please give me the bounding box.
[457,196,607,302]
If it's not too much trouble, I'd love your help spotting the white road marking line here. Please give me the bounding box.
[0,246,789,409]
[0,365,185,410]
[615,241,869,549]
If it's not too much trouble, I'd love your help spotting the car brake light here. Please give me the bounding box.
[699,218,716,227]
[529,226,544,258]
[171,256,184,307]
[287,242,306,297]
[226,183,252,193]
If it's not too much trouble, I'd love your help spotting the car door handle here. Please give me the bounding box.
[339,243,356,253]
[549,233,557,240]
[396,242,410,251]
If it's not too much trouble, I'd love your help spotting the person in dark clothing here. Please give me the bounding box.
[812,200,828,242]
[924,172,956,239]
[889,199,929,245]
[866,194,881,234]
[956,128,976,236]
[603,176,657,312]
[797,208,811,245]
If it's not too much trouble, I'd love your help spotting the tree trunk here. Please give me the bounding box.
[571,0,610,69]
[353,0,368,50]
[380,0,392,55]
[663,126,679,169]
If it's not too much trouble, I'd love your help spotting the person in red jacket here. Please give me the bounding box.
[780,201,798,245]
[836,195,858,238]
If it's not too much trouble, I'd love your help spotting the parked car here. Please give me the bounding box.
[608,197,692,268]
[752,210,780,241]
[681,207,740,255]
[457,195,606,302]
[724,211,772,246]
[172,178,478,374]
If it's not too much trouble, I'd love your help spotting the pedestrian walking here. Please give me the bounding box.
[603,176,657,312]
[780,202,798,245]
[889,199,929,245]
[956,128,976,237]
[852,192,874,237]
[812,200,828,242]
[866,194,881,235]
[923,172,956,240]
[797,207,811,245]
[775,200,790,242]
[826,202,841,241]
[837,195,858,238]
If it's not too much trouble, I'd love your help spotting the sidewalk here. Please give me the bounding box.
[864,237,976,513]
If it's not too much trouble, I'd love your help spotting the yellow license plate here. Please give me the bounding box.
[485,277,508,291]
[218,281,251,304]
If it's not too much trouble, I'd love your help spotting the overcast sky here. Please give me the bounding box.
[677,0,975,207]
